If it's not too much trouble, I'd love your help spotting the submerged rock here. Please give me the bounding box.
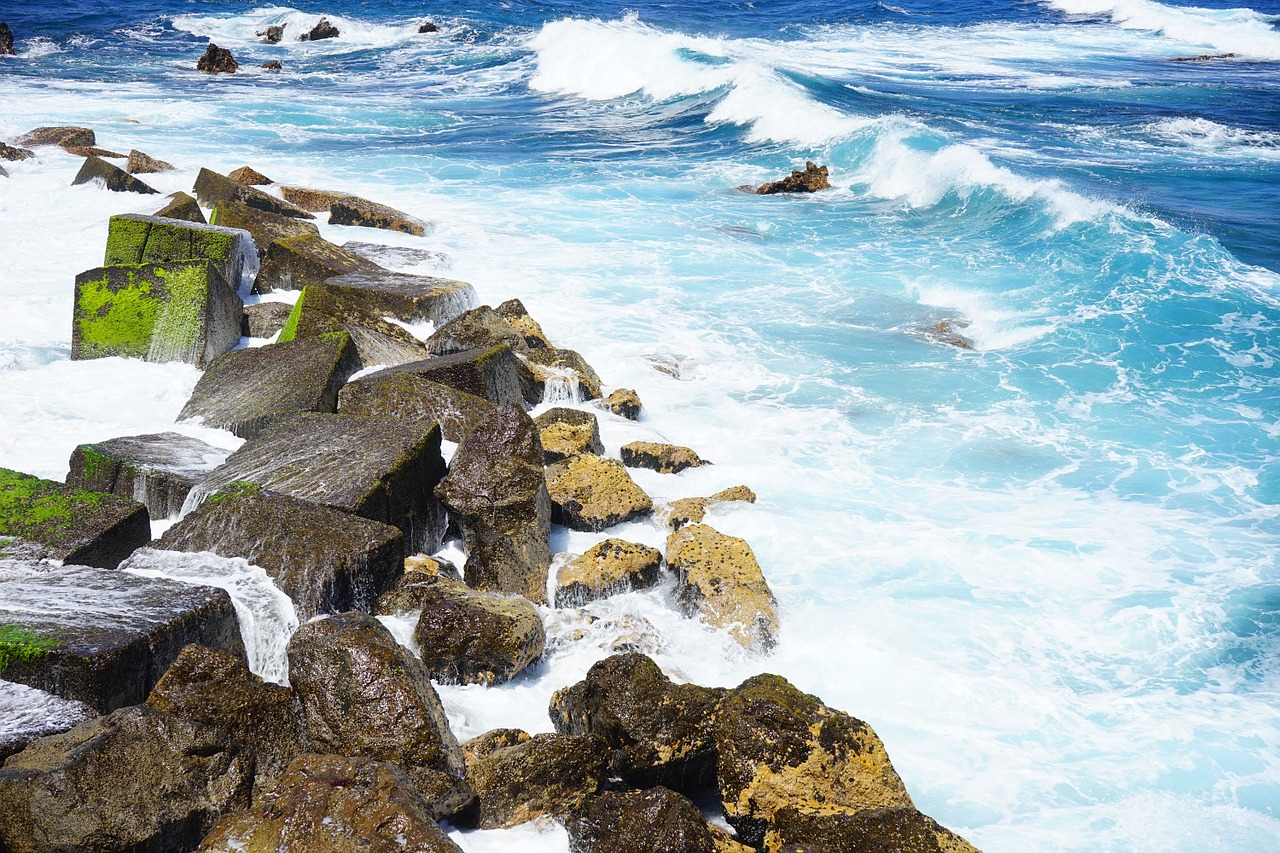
[330,194,430,236]
[261,59,282,70]
[71,154,158,194]
[567,787,722,853]
[621,440,711,474]
[66,432,227,520]
[666,523,778,652]
[228,165,272,185]
[418,21,440,34]
[153,191,206,223]
[545,454,653,532]
[300,17,340,41]
[258,24,284,44]
[555,538,662,608]
[763,805,983,853]
[193,166,314,220]
[15,126,95,149]
[342,240,448,269]
[535,407,604,464]
[277,283,430,368]
[463,733,609,829]
[755,161,831,194]
[366,344,525,407]
[603,387,643,420]
[254,233,377,292]
[196,42,239,73]
[339,372,497,443]
[126,149,175,174]
[212,199,319,254]
[664,486,754,531]
[0,467,150,568]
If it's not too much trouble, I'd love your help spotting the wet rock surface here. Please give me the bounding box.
[193,166,314,220]
[555,538,662,607]
[196,42,239,73]
[258,24,284,43]
[603,387,643,420]
[464,732,609,829]
[104,212,257,300]
[300,17,340,41]
[330,194,430,236]
[621,440,711,474]
[276,282,430,367]
[323,268,476,325]
[211,199,319,254]
[0,22,13,56]
[427,304,529,356]
[16,126,96,149]
[0,141,34,161]
[339,372,497,443]
[71,154,158,194]
[526,346,604,400]
[666,523,779,652]
[566,787,721,853]
[242,299,295,337]
[228,165,272,185]
[66,431,227,520]
[763,805,982,853]
[255,234,375,291]
[755,161,831,194]
[368,344,526,407]
[126,149,174,174]
[154,190,206,223]
[535,406,604,463]
[280,185,352,212]
[545,453,653,532]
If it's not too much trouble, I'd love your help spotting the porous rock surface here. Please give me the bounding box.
[366,344,525,407]
[621,440,711,474]
[566,787,722,853]
[545,453,653,532]
[755,161,831,194]
[665,523,778,652]
[555,538,662,608]
[329,194,430,236]
[464,732,609,829]
[535,406,604,464]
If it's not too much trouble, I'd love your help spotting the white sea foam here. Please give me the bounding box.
[1146,116,1280,158]
[1041,0,1280,60]
[171,6,424,51]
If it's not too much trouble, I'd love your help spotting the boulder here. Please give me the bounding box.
[526,346,604,400]
[261,59,282,70]
[323,268,477,325]
[287,612,471,815]
[665,487,756,530]
[66,432,228,520]
[197,754,466,852]
[549,652,725,792]
[0,681,97,762]
[464,733,609,829]
[461,728,530,767]
[0,21,13,55]
[535,407,604,463]
[193,166,315,219]
[280,185,352,212]
[242,299,294,337]
[192,412,448,554]
[145,643,308,794]
[364,344,525,407]
[755,161,831,195]
[418,21,440,33]
[435,405,551,603]
[555,538,661,608]
[495,298,552,349]
[126,149,174,174]
[104,212,257,299]
[426,304,528,356]
[254,233,378,292]
[15,126,95,148]
[713,485,756,503]
[545,454,653,532]
[567,787,721,853]
[0,705,252,853]
[212,198,319,254]
[65,145,127,159]
[713,674,913,846]
[919,319,975,350]
[0,467,150,569]
[154,191,206,223]
[339,372,496,443]
[0,561,245,711]
[621,440,711,474]
[258,24,284,43]
[300,17,340,41]
[277,283,430,367]
[197,42,239,73]
[158,485,404,619]
[71,154,159,193]
[763,806,983,853]
[0,141,33,161]
[72,261,243,367]
[330,194,430,236]
[228,165,272,185]
[603,387,643,420]
[665,524,778,652]
[178,331,360,438]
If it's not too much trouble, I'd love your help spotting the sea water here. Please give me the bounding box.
[2,0,1279,850]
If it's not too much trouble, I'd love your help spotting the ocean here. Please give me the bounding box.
[2,0,1280,850]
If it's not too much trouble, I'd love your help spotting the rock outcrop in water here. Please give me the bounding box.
[196,43,238,73]
[621,439,711,473]
[193,167,313,220]
[545,453,653,531]
[339,372,497,443]
[276,282,431,366]
[535,406,605,463]
[299,17,340,41]
[555,538,662,607]
[15,126,96,149]
[330,194,431,236]
[461,732,609,829]
[0,22,15,55]
[754,160,832,194]
[666,523,779,652]
[153,191,206,223]
[71,155,158,194]
[126,148,174,174]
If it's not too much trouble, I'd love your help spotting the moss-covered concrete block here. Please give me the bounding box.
[177,332,360,439]
[361,344,525,407]
[329,195,430,236]
[66,433,227,521]
[339,372,496,443]
[210,199,319,255]
[0,468,150,569]
[71,261,243,367]
[71,155,158,194]
[254,233,378,293]
[105,213,257,298]
[192,167,314,220]
[0,562,246,712]
[277,284,429,368]
[324,269,477,326]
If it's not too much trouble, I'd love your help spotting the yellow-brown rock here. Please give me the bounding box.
[280,185,352,212]
[535,407,604,464]
[555,538,662,607]
[227,165,272,185]
[545,454,652,532]
[621,440,710,474]
[664,486,755,530]
[526,347,603,400]
[711,485,756,503]
[461,728,530,769]
[665,524,778,651]
[603,388,642,420]
[495,298,551,350]
[762,805,982,853]
[463,733,609,829]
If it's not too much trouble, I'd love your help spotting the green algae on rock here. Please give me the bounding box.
[104,212,256,298]
[276,282,430,368]
[0,625,59,676]
[66,432,227,520]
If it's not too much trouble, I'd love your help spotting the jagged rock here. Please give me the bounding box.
[280,185,352,211]
[324,269,477,325]
[535,407,604,464]
[261,59,282,70]
[228,165,272,185]
[212,199,319,254]
[343,240,448,269]
[197,42,239,73]
[435,405,551,603]
[197,753,466,852]
[124,149,174,174]
[178,333,358,438]
[666,497,709,530]
[255,233,377,292]
[159,485,403,619]
[364,344,525,407]
[545,454,653,532]
[567,787,721,853]
[0,561,245,711]
[427,304,529,356]
[15,126,95,148]
[713,674,913,847]
[495,298,552,349]
[0,22,14,55]
[277,284,429,367]
[919,319,975,350]
[65,145,127,158]
[242,299,294,337]
[549,652,725,792]
[0,468,150,568]
[555,539,661,608]
[193,412,448,554]
[258,24,284,43]
[712,485,756,503]
[330,194,430,236]
[461,729,530,767]
[193,166,315,220]
[0,705,253,853]
[287,612,471,815]
[666,524,778,652]
[418,21,440,33]
[154,191,206,223]
[763,805,983,853]
[145,644,308,794]
[464,733,609,829]
[66,432,227,520]
[71,154,158,193]
[300,17,340,41]
[104,212,257,298]
[621,440,711,474]
[0,141,34,160]
[602,388,642,420]
[0,681,98,762]
[755,161,831,194]
[526,346,604,400]
[339,372,496,443]
[403,553,463,581]
[1172,52,1237,62]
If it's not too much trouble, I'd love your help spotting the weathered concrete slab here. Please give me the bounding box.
[362,344,525,407]
[277,283,430,368]
[105,212,258,298]
[255,233,377,293]
[66,432,228,520]
[324,269,476,326]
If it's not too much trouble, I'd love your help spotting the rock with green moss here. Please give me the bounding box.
[71,261,243,367]
[567,787,723,853]
[555,538,661,608]
[362,344,525,408]
[426,304,529,356]
[105,212,258,298]
[0,467,150,569]
[210,199,319,254]
[329,194,430,236]
[462,732,609,829]
[0,561,245,711]
[666,523,777,652]
[276,283,430,367]
[254,233,377,293]
[157,487,404,619]
[713,674,914,847]
[338,372,496,443]
[177,332,360,439]
[324,269,477,326]
[191,412,448,554]
[192,167,314,220]
[71,155,159,194]
[545,454,653,532]
[66,432,228,520]
[15,126,95,148]
[153,191,206,224]
[549,652,726,793]
[0,704,252,853]
[535,407,604,464]
[763,805,983,853]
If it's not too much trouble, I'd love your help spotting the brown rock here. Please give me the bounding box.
[64,146,126,158]
[763,805,983,853]
[556,538,662,608]
[330,194,430,236]
[546,454,653,532]
[193,167,314,220]
[277,283,430,368]
[261,59,282,70]
[197,43,239,73]
[526,346,604,400]
[621,440,711,474]
[567,787,720,853]
[324,269,477,326]
[242,300,294,337]
[154,191,206,223]
[464,733,609,829]
[603,388,642,420]
[712,485,756,503]
[0,141,34,161]
[461,728,531,767]
[71,155,159,194]
[364,344,525,407]
[495,298,552,349]
[0,22,14,56]
[535,407,604,464]
[755,161,831,194]
[211,199,319,254]
[339,372,496,443]
[15,126,95,148]
[126,149,175,175]
[665,487,753,530]
[426,304,529,356]
[228,165,272,185]
[665,523,778,652]
[418,21,440,34]
[255,233,377,292]
[280,185,352,211]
